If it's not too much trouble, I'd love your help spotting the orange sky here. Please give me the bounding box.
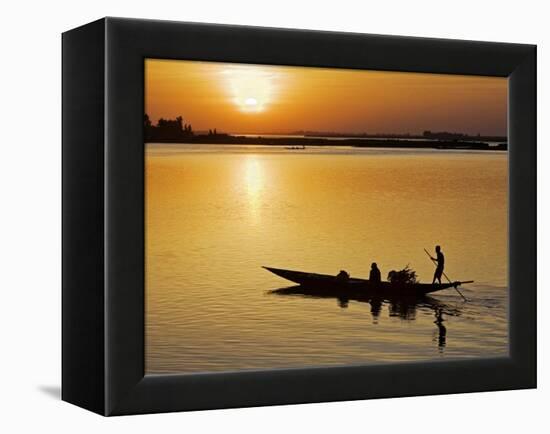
[145,58,507,136]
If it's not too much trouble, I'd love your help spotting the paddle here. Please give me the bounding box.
[423,248,468,302]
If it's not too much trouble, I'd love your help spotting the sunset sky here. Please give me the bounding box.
[145,58,507,136]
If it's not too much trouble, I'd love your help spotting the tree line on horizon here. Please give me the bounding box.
[144,114,224,142]
[421,130,505,141]
[144,114,506,144]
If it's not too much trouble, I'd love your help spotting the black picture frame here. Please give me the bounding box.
[62,17,536,416]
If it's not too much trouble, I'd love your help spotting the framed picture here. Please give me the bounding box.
[62,17,536,416]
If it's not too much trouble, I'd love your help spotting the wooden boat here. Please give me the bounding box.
[263,266,472,297]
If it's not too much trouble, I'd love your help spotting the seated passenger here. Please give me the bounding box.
[369,262,381,283]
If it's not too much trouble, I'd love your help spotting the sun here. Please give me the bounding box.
[220,65,282,114]
[233,93,265,113]
[234,94,264,113]
[238,97,261,113]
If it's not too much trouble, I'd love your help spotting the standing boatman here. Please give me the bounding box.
[430,245,445,284]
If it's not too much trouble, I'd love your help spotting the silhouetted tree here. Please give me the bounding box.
[144,114,153,141]
[144,114,195,142]
[144,114,152,128]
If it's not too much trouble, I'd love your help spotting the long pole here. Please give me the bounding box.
[423,248,467,302]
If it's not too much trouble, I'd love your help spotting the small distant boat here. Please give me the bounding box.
[284,145,306,150]
[263,266,472,297]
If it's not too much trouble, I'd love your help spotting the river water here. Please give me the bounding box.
[145,144,508,374]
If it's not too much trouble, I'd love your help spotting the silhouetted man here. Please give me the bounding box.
[430,245,445,284]
[369,262,381,283]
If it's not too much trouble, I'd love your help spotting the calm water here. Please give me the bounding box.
[145,144,508,374]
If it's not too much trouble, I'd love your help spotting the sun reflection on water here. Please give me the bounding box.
[244,155,264,222]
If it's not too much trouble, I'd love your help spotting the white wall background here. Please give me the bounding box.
[0,0,546,431]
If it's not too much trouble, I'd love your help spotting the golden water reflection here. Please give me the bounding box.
[243,155,264,222]
[146,145,508,374]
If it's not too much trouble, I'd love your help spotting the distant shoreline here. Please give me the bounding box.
[147,135,508,151]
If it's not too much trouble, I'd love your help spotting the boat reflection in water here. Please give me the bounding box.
[269,286,461,352]
[434,308,447,352]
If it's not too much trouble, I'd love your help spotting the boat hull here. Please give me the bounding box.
[263,266,462,297]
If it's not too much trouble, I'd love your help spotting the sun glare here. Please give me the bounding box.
[243,155,264,222]
[245,156,263,196]
[221,65,281,113]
